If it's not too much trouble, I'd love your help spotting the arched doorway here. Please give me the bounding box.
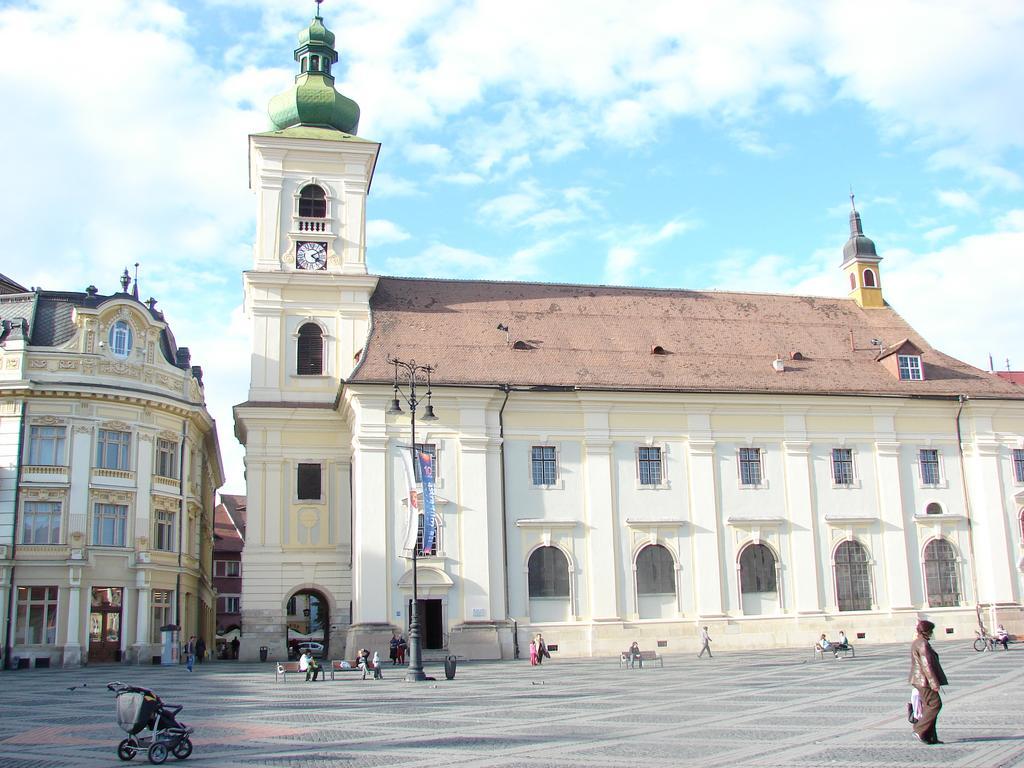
[285,588,329,659]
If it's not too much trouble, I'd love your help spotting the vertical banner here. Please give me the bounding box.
[418,450,437,552]
[399,447,420,556]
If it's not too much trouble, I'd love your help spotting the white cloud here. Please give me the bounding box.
[404,143,452,167]
[936,189,980,213]
[604,246,640,285]
[922,225,957,243]
[382,239,558,281]
[367,219,412,246]
[437,171,484,185]
[372,172,420,197]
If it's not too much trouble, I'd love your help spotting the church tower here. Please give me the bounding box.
[235,9,377,662]
[841,194,885,308]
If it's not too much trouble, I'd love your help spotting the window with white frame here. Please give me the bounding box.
[96,429,131,470]
[415,511,440,556]
[21,501,62,544]
[222,596,240,614]
[154,510,175,551]
[297,463,322,500]
[834,540,872,611]
[919,449,941,485]
[897,355,923,381]
[93,502,128,546]
[1013,448,1024,484]
[15,586,58,644]
[636,544,676,595]
[528,546,570,597]
[109,320,133,358]
[214,560,241,578]
[638,446,663,486]
[412,443,437,483]
[831,448,855,485]
[156,438,178,479]
[531,446,558,486]
[739,543,777,593]
[738,447,763,486]
[151,589,172,643]
[924,538,960,607]
[28,425,65,465]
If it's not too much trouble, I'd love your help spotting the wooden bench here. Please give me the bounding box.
[813,643,855,660]
[329,660,365,680]
[618,650,663,668]
[275,661,301,681]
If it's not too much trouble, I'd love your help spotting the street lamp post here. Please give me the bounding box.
[386,356,437,682]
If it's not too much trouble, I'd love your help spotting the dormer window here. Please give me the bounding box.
[109,320,133,358]
[298,185,327,218]
[897,354,922,381]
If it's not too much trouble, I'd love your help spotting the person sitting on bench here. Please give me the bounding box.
[816,633,837,658]
[628,641,642,669]
[996,625,1010,650]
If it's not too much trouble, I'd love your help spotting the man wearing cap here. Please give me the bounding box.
[908,620,948,744]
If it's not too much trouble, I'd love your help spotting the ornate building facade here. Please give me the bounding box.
[235,12,1024,661]
[0,273,223,667]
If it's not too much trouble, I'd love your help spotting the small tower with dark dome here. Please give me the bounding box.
[841,194,885,308]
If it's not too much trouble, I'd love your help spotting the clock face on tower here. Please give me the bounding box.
[295,241,328,270]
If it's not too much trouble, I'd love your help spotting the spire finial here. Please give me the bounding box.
[849,186,856,212]
[119,268,131,293]
[132,262,140,300]
[315,0,323,19]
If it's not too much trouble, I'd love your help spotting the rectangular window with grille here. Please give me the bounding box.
[531,446,558,486]
[21,501,62,544]
[897,354,923,380]
[412,443,437,483]
[156,439,178,479]
[415,512,439,556]
[297,463,322,500]
[638,446,663,485]
[1014,448,1024,483]
[154,510,175,551]
[738,447,763,486]
[16,586,58,645]
[222,596,240,614]
[919,449,941,485]
[832,448,855,485]
[151,589,172,643]
[96,429,131,470]
[215,560,241,578]
[93,503,128,546]
[28,425,65,466]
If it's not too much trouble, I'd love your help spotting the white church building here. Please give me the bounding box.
[235,12,1024,661]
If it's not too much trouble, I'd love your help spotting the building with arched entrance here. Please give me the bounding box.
[234,11,1024,661]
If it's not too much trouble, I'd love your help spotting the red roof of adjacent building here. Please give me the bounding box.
[214,494,246,552]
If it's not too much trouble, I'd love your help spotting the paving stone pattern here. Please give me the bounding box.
[0,643,1021,767]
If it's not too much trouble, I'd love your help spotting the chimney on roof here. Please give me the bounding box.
[176,347,191,369]
[772,357,785,372]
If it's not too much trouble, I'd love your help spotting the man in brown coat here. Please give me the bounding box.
[908,619,948,744]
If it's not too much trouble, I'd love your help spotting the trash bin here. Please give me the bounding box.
[259,646,268,663]
[444,655,457,680]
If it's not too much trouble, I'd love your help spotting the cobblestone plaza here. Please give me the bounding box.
[0,643,1021,767]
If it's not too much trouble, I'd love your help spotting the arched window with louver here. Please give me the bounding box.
[296,323,324,376]
[298,185,327,218]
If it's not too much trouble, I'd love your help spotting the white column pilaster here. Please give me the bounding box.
[688,438,725,616]
[782,440,822,614]
[352,433,388,624]
[875,440,914,609]
[968,440,1016,603]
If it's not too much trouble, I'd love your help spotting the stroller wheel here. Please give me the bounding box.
[172,738,193,760]
[117,738,137,761]
[147,742,169,765]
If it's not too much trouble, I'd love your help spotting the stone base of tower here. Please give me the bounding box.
[448,621,507,660]
[344,622,398,661]
[238,608,288,663]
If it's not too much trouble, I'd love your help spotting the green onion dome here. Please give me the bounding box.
[267,13,360,135]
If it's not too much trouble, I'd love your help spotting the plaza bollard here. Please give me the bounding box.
[444,655,457,680]
[259,646,268,662]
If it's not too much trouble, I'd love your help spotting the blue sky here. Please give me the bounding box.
[1,0,1022,493]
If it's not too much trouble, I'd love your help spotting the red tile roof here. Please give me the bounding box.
[348,277,1024,399]
[214,494,246,551]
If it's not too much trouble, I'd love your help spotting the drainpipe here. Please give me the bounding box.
[497,385,516,658]
[954,394,984,633]
[3,402,28,670]
[175,419,187,636]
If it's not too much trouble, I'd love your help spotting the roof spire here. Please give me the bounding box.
[132,262,140,300]
[848,189,865,239]
[315,0,324,18]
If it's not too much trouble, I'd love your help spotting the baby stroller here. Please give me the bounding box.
[108,681,194,764]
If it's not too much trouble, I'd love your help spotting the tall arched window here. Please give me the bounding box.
[528,546,569,598]
[298,185,327,218]
[924,538,960,607]
[834,540,872,611]
[109,320,133,358]
[296,323,324,375]
[739,543,776,594]
[863,268,877,287]
[636,544,675,595]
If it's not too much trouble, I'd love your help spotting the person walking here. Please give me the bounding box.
[184,635,196,672]
[535,634,549,665]
[909,619,948,745]
[390,632,400,665]
[698,626,713,658]
[230,636,240,659]
[396,634,407,665]
[529,639,538,666]
[372,650,384,679]
[196,637,206,664]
